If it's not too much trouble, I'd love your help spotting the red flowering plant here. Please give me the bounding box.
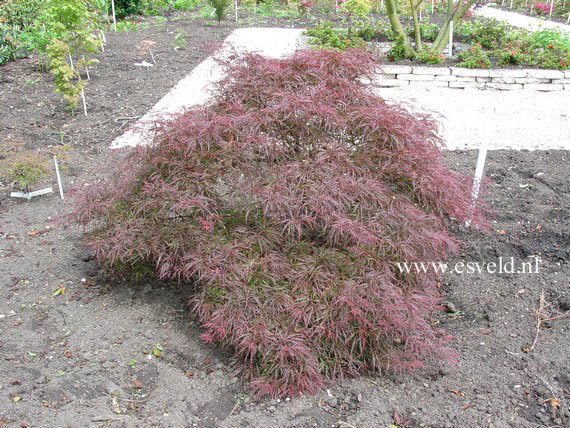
[70,49,486,398]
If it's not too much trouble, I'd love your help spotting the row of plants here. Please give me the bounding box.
[455,17,570,69]
[305,11,570,69]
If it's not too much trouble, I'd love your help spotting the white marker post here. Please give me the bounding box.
[54,156,64,200]
[549,0,554,18]
[81,89,88,116]
[448,21,453,58]
[466,137,489,227]
[111,0,117,32]
[235,0,238,22]
[83,55,91,80]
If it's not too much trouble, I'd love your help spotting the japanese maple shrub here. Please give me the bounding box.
[72,49,486,398]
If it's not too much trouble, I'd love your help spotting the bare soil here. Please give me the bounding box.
[1,15,569,428]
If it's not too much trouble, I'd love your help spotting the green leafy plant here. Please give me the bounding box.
[207,0,231,22]
[112,0,143,19]
[172,29,186,50]
[415,47,444,64]
[46,39,87,110]
[457,43,491,69]
[387,35,415,61]
[6,155,47,192]
[304,21,365,50]
[172,0,200,11]
[32,0,100,110]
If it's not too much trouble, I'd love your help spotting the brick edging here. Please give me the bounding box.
[375,65,570,91]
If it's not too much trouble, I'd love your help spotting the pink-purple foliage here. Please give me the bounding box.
[71,49,486,398]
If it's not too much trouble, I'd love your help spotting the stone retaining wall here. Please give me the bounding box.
[375,65,570,91]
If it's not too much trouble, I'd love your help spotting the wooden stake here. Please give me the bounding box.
[149,48,156,65]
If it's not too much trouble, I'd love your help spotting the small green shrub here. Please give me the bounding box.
[304,21,365,50]
[172,0,200,11]
[415,47,444,64]
[464,17,515,50]
[5,155,47,192]
[457,43,491,69]
[341,0,372,17]
[387,36,415,61]
[113,0,143,19]
[207,0,231,23]
[535,43,570,70]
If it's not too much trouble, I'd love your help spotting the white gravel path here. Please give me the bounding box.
[373,86,570,150]
[475,5,570,33]
[111,28,305,149]
[112,27,570,152]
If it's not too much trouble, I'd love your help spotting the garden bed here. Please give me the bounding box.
[0,12,569,428]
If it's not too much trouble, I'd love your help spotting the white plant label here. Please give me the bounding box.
[11,187,53,201]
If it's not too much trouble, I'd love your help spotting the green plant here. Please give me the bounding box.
[172,29,186,50]
[0,0,42,64]
[529,29,570,51]
[535,43,570,70]
[341,0,372,16]
[415,47,444,64]
[112,0,143,19]
[412,21,439,42]
[457,43,491,69]
[6,156,47,192]
[172,0,200,11]
[465,17,516,50]
[387,35,415,61]
[304,21,365,50]
[207,0,230,23]
[46,39,87,110]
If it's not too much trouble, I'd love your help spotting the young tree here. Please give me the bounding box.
[386,0,476,55]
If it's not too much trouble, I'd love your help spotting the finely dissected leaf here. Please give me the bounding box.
[70,49,487,398]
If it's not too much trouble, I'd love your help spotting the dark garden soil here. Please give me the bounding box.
[1,15,569,428]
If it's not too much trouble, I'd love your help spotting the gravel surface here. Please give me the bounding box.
[475,5,570,32]
[374,86,570,150]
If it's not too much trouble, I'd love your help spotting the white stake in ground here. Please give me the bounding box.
[549,0,554,17]
[448,21,453,58]
[235,0,238,22]
[466,136,489,228]
[82,55,91,80]
[54,156,64,200]
[111,0,117,32]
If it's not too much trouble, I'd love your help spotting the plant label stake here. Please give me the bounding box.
[11,187,53,201]
[549,0,554,17]
[68,53,75,71]
[54,156,64,200]
[448,21,453,58]
[235,0,238,22]
[83,55,91,80]
[111,0,117,32]
[81,88,88,116]
[465,135,489,228]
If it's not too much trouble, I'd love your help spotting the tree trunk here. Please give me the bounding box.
[431,0,476,54]
[385,0,408,44]
[410,0,424,50]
